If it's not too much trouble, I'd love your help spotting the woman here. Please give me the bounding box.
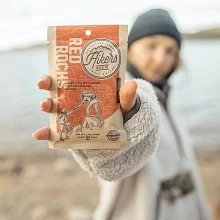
[34,9,212,220]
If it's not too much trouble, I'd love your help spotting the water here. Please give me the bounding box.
[0,47,50,154]
[170,39,220,150]
[0,39,220,154]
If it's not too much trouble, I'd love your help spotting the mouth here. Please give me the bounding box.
[151,68,162,75]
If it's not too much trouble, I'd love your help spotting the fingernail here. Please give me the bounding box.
[37,80,43,89]
[32,132,36,139]
[40,99,45,110]
[37,76,46,89]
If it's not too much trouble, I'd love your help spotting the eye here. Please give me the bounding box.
[166,48,176,56]
[166,48,173,54]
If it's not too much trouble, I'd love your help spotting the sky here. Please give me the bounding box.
[0,0,220,50]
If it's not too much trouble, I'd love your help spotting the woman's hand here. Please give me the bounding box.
[33,75,137,140]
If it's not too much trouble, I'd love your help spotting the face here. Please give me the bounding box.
[128,35,179,82]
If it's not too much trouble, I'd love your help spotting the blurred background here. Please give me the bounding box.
[0,0,219,219]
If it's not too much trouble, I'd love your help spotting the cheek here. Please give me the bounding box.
[165,57,176,71]
[129,48,150,68]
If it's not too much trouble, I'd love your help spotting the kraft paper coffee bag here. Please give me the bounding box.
[47,25,128,149]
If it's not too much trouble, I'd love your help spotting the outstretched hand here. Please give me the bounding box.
[33,75,137,140]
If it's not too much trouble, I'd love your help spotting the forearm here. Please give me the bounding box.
[69,79,161,181]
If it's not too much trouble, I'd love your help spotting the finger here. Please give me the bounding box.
[38,75,52,90]
[32,126,50,140]
[40,98,52,113]
[120,80,137,113]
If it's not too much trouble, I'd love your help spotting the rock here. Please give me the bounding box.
[11,162,23,176]
[0,159,20,175]
[75,116,104,133]
[68,206,93,220]
[83,116,104,130]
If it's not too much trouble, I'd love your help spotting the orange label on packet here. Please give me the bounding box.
[47,25,128,149]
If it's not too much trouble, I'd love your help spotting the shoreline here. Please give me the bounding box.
[1,35,220,53]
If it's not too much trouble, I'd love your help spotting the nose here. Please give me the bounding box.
[153,49,166,66]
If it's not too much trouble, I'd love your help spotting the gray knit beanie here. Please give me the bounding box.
[128,9,181,48]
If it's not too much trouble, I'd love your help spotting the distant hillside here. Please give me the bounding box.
[183,28,220,39]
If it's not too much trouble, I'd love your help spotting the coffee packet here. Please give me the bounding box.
[47,25,128,149]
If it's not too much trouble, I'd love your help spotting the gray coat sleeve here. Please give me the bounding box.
[69,79,161,182]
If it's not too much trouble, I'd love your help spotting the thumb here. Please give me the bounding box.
[120,80,137,113]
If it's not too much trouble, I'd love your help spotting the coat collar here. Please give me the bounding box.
[126,61,170,110]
